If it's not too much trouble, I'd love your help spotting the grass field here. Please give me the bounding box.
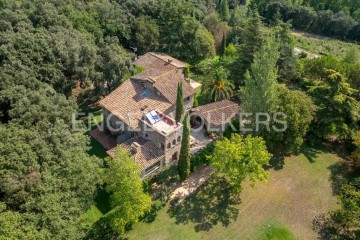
[293,32,360,61]
[125,146,342,240]
[81,108,110,224]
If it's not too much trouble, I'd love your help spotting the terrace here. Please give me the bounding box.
[142,110,181,136]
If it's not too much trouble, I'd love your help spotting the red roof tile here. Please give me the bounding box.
[107,136,164,171]
[191,100,239,127]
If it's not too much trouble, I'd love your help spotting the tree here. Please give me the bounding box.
[95,36,132,95]
[315,178,360,239]
[233,10,264,85]
[265,86,315,155]
[209,134,271,193]
[308,70,359,139]
[352,131,360,169]
[104,147,151,235]
[201,67,235,102]
[158,0,215,63]
[220,33,227,56]
[132,16,159,54]
[89,0,131,42]
[240,34,280,125]
[274,22,300,83]
[178,113,191,181]
[228,5,247,44]
[0,202,43,240]
[175,82,184,123]
[0,122,101,239]
[218,0,230,21]
[203,12,229,51]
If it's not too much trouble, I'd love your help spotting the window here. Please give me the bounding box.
[172,152,178,161]
[161,143,165,150]
[144,161,161,176]
[167,143,171,149]
[172,139,176,145]
[145,133,149,138]
[177,136,181,143]
[185,96,191,101]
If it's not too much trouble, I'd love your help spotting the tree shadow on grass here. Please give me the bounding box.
[267,143,324,170]
[300,144,323,163]
[87,136,108,159]
[140,200,166,223]
[268,155,286,170]
[167,176,240,232]
[95,188,112,215]
[328,162,352,196]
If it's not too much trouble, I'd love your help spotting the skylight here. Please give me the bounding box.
[139,91,151,98]
[145,110,161,125]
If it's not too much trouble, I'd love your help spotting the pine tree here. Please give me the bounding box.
[218,0,230,21]
[274,22,300,83]
[178,113,191,181]
[233,10,264,85]
[175,82,184,123]
[240,34,280,130]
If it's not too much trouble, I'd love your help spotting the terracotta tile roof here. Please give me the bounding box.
[107,136,164,171]
[134,52,187,69]
[100,53,195,129]
[130,68,170,81]
[153,70,196,104]
[191,100,239,127]
[99,79,172,129]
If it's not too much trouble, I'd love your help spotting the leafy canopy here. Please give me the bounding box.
[104,147,151,235]
[209,134,271,193]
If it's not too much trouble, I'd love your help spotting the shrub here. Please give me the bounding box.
[190,142,215,171]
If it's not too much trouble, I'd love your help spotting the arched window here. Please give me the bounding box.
[177,136,181,143]
[167,143,171,149]
[172,139,176,145]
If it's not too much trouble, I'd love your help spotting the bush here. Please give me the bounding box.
[190,142,215,171]
[148,164,179,185]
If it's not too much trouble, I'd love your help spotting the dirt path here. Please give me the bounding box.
[170,166,216,204]
[292,30,330,40]
[294,47,320,59]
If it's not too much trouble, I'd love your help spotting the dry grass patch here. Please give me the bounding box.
[126,146,342,240]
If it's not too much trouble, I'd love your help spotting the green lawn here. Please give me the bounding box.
[125,146,342,240]
[257,221,296,240]
[81,107,110,224]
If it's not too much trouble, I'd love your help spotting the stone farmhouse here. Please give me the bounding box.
[96,52,238,178]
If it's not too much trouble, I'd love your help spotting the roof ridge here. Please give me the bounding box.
[194,101,238,113]
[151,68,176,80]
[149,52,182,68]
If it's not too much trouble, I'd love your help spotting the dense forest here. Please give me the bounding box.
[254,0,360,41]
[0,0,359,239]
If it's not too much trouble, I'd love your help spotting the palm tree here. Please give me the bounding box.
[201,68,235,102]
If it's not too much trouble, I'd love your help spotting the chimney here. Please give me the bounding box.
[130,142,140,155]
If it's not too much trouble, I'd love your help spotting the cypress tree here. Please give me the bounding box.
[218,0,230,21]
[178,113,191,181]
[233,10,264,86]
[220,33,227,56]
[175,82,184,123]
